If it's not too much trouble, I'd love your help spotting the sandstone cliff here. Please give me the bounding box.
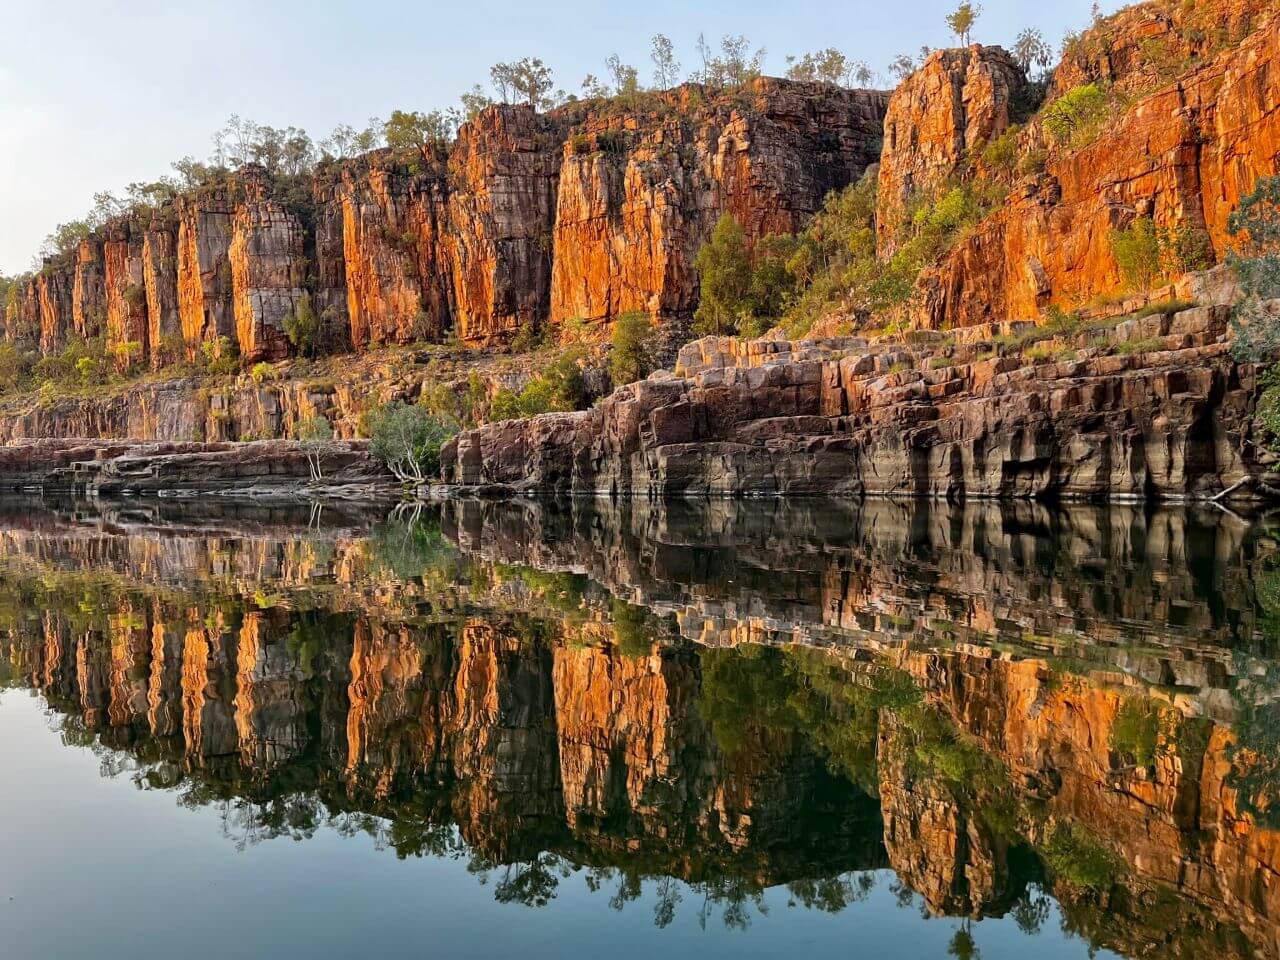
[913,2,1280,328]
[551,83,888,330]
[7,81,887,361]
[876,45,1026,254]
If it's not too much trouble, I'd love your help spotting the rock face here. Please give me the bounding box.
[442,306,1262,500]
[916,5,1280,328]
[876,46,1026,255]
[36,266,73,355]
[230,185,307,362]
[0,437,394,496]
[177,188,236,352]
[142,220,182,368]
[335,155,452,348]
[7,80,888,362]
[72,239,105,339]
[103,222,149,363]
[1052,0,1274,96]
[447,105,565,343]
[551,81,889,329]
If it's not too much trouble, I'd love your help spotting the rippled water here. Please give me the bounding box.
[1,496,1278,959]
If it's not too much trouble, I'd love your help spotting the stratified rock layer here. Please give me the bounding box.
[442,307,1261,500]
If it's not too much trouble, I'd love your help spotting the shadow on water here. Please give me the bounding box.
[3,495,1280,957]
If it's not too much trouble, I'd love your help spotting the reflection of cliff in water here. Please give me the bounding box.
[2,498,1280,956]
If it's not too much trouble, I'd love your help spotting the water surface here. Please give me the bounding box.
[2,497,1278,959]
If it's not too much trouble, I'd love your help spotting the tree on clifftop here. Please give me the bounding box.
[650,34,680,91]
[490,58,556,110]
[945,2,982,46]
[1012,28,1052,76]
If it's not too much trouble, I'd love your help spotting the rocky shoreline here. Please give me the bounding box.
[0,296,1274,504]
[0,438,398,500]
[440,303,1274,502]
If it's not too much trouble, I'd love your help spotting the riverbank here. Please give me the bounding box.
[441,301,1275,502]
[0,438,398,500]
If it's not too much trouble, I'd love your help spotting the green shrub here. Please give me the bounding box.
[1110,698,1164,769]
[1135,298,1196,318]
[610,311,655,386]
[0,343,33,393]
[489,388,521,421]
[1042,84,1111,147]
[123,284,147,313]
[201,336,239,375]
[283,293,318,358]
[510,322,547,353]
[693,214,753,336]
[1043,824,1119,890]
[1112,218,1216,293]
[1111,218,1163,292]
[1114,336,1166,355]
[1017,148,1048,176]
[250,362,273,384]
[1228,175,1280,363]
[365,401,456,483]
[979,125,1021,179]
[108,339,143,374]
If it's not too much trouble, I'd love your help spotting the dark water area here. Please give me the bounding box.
[2,496,1279,959]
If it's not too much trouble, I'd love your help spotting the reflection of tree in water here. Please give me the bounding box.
[1226,655,1280,829]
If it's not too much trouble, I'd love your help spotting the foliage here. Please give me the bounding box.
[490,58,557,110]
[1012,28,1053,76]
[283,293,319,358]
[294,414,333,481]
[1109,698,1164,768]
[979,126,1021,179]
[201,336,240,376]
[693,215,754,336]
[420,370,488,429]
[1110,217,1214,293]
[107,339,143,374]
[945,2,981,46]
[690,215,798,337]
[650,34,681,90]
[610,311,655,386]
[1228,175,1280,361]
[213,114,316,177]
[785,49,872,87]
[1110,218,1163,292]
[383,109,455,152]
[1042,84,1111,148]
[693,33,766,89]
[1042,823,1119,890]
[31,336,108,387]
[0,343,33,393]
[365,401,457,484]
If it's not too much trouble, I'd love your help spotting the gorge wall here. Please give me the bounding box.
[4,80,888,363]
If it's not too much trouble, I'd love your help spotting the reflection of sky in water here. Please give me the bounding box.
[0,691,1114,960]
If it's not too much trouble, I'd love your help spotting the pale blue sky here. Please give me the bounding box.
[1,0,1118,274]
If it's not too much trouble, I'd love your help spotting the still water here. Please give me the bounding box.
[1,497,1278,959]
